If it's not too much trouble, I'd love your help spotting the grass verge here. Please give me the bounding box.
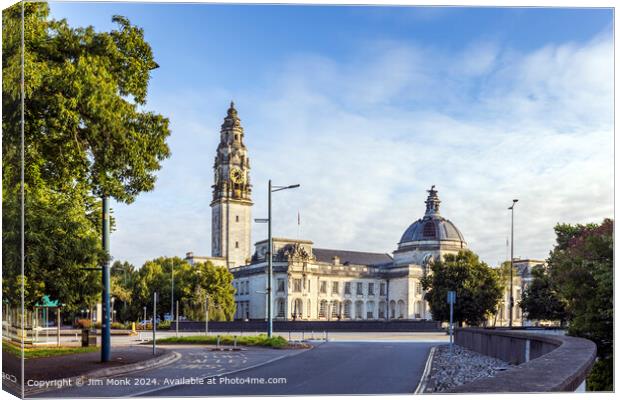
[2,340,98,359]
[154,334,290,349]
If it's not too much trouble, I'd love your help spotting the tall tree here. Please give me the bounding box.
[2,3,170,311]
[519,265,567,324]
[421,250,502,326]
[125,257,236,322]
[546,219,613,391]
[3,3,102,311]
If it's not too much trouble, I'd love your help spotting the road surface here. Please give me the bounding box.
[144,341,435,396]
[34,340,438,397]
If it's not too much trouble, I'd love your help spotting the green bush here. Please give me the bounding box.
[157,320,171,330]
[110,322,125,329]
[157,334,288,348]
[587,357,613,391]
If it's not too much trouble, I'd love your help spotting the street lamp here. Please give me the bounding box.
[255,180,300,337]
[508,199,518,328]
[171,263,175,324]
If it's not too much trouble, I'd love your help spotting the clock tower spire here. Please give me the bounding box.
[211,101,253,268]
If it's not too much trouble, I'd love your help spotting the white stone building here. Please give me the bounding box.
[186,103,471,321]
[492,258,547,327]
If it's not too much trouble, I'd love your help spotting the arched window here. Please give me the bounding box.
[397,300,406,318]
[276,298,285,318]
[378,301,386,319]
[292,298,303,319]
[390,300,396,319]
[343,300,352,319]
[330,301,340,319]
[355,301,364,319]
[366,301,375,319]
[319,300,328,318]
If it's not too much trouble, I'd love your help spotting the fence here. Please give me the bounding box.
[174,319,442,332]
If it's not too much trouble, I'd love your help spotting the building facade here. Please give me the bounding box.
[187,103,539,323]
[492,258,547,327]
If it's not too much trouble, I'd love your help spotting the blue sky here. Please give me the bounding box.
[47,2,614,268]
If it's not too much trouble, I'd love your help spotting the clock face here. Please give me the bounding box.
[230,167,244,184]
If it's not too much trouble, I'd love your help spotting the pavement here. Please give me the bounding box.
[2,346,172,398]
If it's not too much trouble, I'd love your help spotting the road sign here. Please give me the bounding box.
[447,291,456,353]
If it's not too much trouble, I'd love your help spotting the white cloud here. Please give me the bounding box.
[110,33,613,269]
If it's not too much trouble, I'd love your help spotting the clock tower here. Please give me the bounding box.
[211,102,253,268]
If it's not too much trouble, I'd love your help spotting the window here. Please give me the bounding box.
[235,215,239,222]
[276,299,285,318]
[331,301,340,318]
[416,281,422,295]
[343,301,352,319]
[319,300,328,318]
[277,279,285,293]
[398,300,405,318]
[320,281,327,293]
[366,301,375,319]
[368,283,375,295]
[344,282,351,295]
[355,301,363,319]
[235,241,239,249]
[356,282,363,295]
[379,301,386,319]
[380,282,386,296]
[293,279,302,292]
[332,282,339,294]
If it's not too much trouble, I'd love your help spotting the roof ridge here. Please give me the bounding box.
[314,247,392,257]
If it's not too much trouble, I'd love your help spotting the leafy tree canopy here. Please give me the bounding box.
[519,265,567,324]
[108,257,236,323]
[2,3,170,310]
[421,250,502,326]
[545,219,613,391]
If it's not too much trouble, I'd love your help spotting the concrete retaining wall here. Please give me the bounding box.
[174,319,442,332]
[451,328,596,392]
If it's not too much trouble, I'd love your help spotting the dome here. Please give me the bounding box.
[399,216,466,244]
[398,186,466,246]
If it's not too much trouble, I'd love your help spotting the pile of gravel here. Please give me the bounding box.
[422,344,513,393]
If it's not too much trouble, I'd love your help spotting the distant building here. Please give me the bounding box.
[186,103,545,323]
[491,258,547,327]
[186,103,473,320]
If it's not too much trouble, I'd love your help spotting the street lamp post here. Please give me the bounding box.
[101,197,111,362]
[508,199,518,328]
[171,263,174,324]
[256,180,300,338]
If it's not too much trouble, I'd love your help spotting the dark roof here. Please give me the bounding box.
[399,215,466,244]
[313,248,393,266]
